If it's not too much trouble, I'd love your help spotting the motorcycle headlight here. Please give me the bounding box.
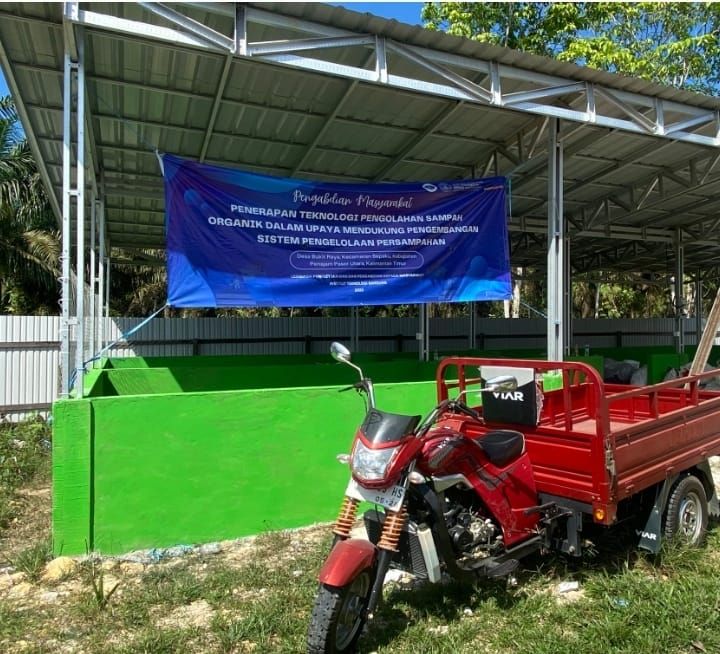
[351,441,398,481]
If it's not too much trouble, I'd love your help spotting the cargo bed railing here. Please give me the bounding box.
[436,357,720,440]
[604,367,720,439]
[436,357,608,436]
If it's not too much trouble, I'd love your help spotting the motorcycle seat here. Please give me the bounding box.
[476,430,525,467]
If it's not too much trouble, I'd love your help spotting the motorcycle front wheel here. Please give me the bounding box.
[307,570,372,654]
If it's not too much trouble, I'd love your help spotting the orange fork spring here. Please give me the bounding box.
[377,505,408,552]
[332,496,360,538]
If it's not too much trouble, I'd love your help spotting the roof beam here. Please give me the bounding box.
[508,129,608,190]
[18,66,513,154]
[54,4,720,148]
[291,78,358,176]
[582,152,720,227]
[107,223,164,233]
[27,96,506,153]
[291,49,376,176]
[372,102,466,181]
[248,35,376,56]
[74,7,217,50]
[520,137,680,216]
[652,191,720,228]
[106,233,165,246]
[63,9,101,199]
[595,88,657,134]
[199,53,233,162]
[503,82,586,106]
[508,216,675,243]
[138,2,234,51]
[39,133,471,174]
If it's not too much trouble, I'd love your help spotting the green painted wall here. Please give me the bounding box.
[55,345,717,556]
[96,352,605,398]
[53,400,93,554]
[95,360,440,396]
[107,352,419,370]
[53,380,436,555]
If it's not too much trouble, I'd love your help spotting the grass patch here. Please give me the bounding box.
[2,511,720,653]
[253,529,293,557]
[8,538,52,581]
[105,627,200,654]
[0,416,51,533]
[139,565,206,606]
[0,602,26,641]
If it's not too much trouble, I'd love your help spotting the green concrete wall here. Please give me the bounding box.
[59,345,717,556]
[53,380,436,555]
[107,352,419,370]
[91,360,440,396]
[95,351,604,398]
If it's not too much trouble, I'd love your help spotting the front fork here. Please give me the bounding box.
[331,494,408,619]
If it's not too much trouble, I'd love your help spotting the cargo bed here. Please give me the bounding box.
[436,358,720,524]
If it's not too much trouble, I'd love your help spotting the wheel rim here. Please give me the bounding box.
[335,573,370,650]
[678,491,703,542]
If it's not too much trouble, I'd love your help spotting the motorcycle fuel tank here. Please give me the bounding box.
[419,420,540,546]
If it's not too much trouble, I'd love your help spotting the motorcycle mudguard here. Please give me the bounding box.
[318,538,377,587]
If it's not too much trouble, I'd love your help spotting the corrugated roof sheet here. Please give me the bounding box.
[0,1,719,273]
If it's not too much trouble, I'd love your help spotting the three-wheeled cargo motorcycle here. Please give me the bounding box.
[307,343,720,653]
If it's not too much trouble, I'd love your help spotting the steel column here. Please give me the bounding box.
[73,28,86,395]
[59,48,73,397]
[547,118,565,361]
[97,199,106,351]
[469,302,477,350]
[350,306,359,352]
[564,237,572,355]
[105,257,111,322]
[695,275,703,347]
[89,196,96,365]
[674,230,685,353]
[418,304,430,361]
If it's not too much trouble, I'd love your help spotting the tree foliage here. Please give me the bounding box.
[422,2,720,94]
[422,3,720,320]
[0,95,59,314]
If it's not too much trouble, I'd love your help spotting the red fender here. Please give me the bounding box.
[318,538,377,587]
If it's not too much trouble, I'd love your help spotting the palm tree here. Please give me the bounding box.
[0,95,59,314]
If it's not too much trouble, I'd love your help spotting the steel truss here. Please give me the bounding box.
[79,3,717,147]
[49,1,720,369]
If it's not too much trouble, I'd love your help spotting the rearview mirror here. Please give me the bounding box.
[330,342,352,363]
[482,375,518,393]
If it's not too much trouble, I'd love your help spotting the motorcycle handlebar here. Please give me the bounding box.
[452,400,482,421]
[416,398,482,436]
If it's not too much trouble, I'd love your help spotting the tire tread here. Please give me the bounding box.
[663,474,708,546]
[307,582,367,654]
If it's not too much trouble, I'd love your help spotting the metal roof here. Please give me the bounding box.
[2,1,720,275]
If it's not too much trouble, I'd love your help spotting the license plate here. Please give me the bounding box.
[345,478,406,512]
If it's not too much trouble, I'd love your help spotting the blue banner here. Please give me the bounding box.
[163,155,510,307]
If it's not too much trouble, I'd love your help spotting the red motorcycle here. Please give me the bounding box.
[308,343,720,653]
[307,343,534,654]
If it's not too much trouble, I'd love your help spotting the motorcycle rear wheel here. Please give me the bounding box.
[307,570,372,654]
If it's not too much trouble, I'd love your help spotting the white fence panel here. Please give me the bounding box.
[0,314,707,418]
[0,316,60,420]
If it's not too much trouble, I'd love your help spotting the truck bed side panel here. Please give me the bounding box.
[436,358,720,522]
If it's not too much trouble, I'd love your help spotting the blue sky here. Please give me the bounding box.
[0,3,425,99]
[335,2,424,24]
